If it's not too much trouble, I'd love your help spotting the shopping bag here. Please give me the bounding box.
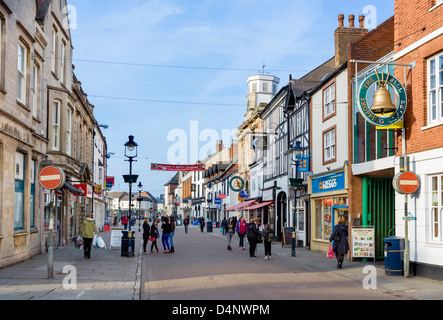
[92,235,99,249]
[96,236,106,249]
[327,244,335,258]
[75,236,83,249]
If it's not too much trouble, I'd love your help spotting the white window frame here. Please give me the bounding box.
[66,107,72,155]
[324,128,336,162]
[324,83,336,118]
[17,42,27,103]
[60,40,66,84]
[430,175,443,243]
[427,52,443,125]
[52,100,60,150]
[51,27,58,74]
[31,63,39,118]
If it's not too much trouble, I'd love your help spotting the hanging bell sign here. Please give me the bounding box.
[371,72,397,115]
[357,70,407,127]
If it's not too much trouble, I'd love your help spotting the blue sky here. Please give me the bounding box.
[68,0,394,197]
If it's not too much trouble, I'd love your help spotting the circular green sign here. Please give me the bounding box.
[229,176,245,192]
[357,73,407,127]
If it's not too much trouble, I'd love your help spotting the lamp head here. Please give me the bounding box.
[125,135,138,152]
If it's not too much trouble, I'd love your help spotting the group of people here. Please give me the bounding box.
[142,216,176,254]
[222,216,275,260]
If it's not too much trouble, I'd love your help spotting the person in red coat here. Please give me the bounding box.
[122,215,129,230]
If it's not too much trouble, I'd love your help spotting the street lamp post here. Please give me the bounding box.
[289,141,304,258]
[122,135,138,257]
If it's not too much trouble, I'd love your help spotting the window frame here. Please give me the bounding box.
[323,81,336,121]
[427,52,443,125]
[52,100,61,151]
[17,42,27,104]
[66,106,72,155]
[430,175,443,243]
[14,151,25,231]
[323,125,336,165]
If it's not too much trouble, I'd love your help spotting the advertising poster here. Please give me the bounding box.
[351,227,375,260]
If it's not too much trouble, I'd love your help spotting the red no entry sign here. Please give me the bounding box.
[39,166,66,190]
[393,171,420,194]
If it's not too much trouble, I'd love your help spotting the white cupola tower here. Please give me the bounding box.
[246,74,280,114]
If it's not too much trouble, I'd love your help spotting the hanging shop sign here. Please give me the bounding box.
[357,72,407,127]
[151,163,205,172]
[229,176,245,192]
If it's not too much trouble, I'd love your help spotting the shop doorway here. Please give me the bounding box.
[276,192,287,241]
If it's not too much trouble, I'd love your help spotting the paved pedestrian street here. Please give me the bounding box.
[142,225,415,301]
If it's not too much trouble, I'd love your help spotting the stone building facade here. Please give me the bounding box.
[0,0,104,268]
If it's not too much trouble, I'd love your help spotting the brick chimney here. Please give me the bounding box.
[216,140,223,153]
[334,13,368,68]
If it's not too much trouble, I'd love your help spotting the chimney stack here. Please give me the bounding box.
[334,13,368,67]
[359,15,365,28]
[349,14,355,27]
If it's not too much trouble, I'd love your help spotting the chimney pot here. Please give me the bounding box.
[338,14,344,27]
[349,14,355,27]
[359,15,365,28]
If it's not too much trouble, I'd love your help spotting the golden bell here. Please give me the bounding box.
[371,87,396,115]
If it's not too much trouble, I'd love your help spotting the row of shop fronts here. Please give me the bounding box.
[0,1,108,268]
[163,1,443,280]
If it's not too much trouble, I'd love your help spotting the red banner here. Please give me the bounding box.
[151,163,205,172]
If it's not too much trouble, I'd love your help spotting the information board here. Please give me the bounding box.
[351,226,375,260]
[110,228,123,250]
[282,227,295,248]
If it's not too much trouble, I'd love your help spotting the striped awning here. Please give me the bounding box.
[226,199,257,211]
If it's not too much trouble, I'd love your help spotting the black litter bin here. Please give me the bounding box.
[206,221,213,232]
[384,236,405,276]
[121,230,136,257]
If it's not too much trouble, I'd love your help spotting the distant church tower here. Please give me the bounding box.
[246,73,280,115]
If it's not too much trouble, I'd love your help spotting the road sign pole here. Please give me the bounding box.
[402,155,410,278]
[48,190,54,279]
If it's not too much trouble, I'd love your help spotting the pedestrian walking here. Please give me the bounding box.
[329,216,349,268]
[122,214,129,230]
[79,214,99,259]
[199,216,205,232]
[262,224,274,260]
[169,216,176,253]
[226,217,235,251]
[236,216,247,250]
[142,218,151,254]
[247,219,259,257]
[150,219,159,252]
[183,215,190,233]
[221,217,228,235]
[161,216,171,253]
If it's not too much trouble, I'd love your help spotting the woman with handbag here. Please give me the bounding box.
[329,216,349,268]
[150,219,159,252]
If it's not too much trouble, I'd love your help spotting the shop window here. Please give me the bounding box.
[431,175,443,242]
[14,152,25,231]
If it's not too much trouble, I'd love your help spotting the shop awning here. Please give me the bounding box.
[226,199,257,211]
[64,182,84,196]
[243,201,274,210]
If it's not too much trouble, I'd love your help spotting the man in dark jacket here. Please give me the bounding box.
[247,219,259,257]
[142,218,151,254]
